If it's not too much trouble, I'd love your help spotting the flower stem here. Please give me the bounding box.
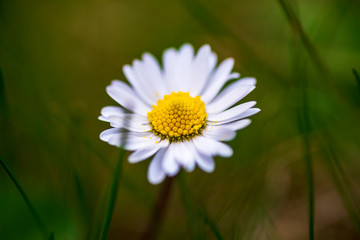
[140,177,174,240]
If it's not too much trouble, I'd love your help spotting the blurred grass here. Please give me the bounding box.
[178,173,223,240]
[98,149,125,240]
[0,156,51,239]
[278,1,315,239]
[278,0,328,76]
[353,68,360,95]
[1,0,360,239]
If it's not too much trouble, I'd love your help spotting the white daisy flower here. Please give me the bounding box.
[99,44,260,184]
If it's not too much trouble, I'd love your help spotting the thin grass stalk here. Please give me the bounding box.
[177,173,203,239]
[49,232,54,240]
[0,156,50,239]
[98,148,125,240]
[314,124,360,232]
[0,67,7,120]
[202,213,223,240]
[281,1,316,238]
[278,0,328,76]
[299,62,315,240]
[353,68,360,95]
[325,148,360,231]
[0,67,10,156]
[140,177,174,240]
[73,169,91,230]
[294,44,315,240]
[293,63,315,240]
[303,123,315,240]
[177,173,223,240]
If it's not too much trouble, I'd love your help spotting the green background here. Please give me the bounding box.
[1,0,360,239]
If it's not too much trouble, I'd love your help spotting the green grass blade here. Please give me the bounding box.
[0,156,51,240]
[283,1,316,238]
[73,169,91,229]
[315,124,360,232]
[300,72,315,240]
[98,149,126,240]
[295,54,315,240]
[0,66,9,152]
[303,132,315,240]
[141,177,174,240]
[278,0,328,76]
[178,175,206,240]
[0,67,6,113]
[326,148,360,231]
[178,173,223,240]
[201,214,223,240]
[49,232,55,240]
[353,68,360,95]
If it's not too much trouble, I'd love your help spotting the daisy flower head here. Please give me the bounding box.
[99,44,260,184]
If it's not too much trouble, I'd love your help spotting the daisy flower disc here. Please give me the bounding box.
[99,44,260,184]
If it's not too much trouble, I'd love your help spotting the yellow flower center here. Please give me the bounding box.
[147,92,207,142]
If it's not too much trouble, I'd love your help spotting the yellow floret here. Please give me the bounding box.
[147,91,207,142]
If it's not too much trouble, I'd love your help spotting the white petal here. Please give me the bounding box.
[99,128,123,142]
[176,44,195,92]
[193,136,233,157]
[98,116,108,121]
[195,150,215,173]
[100,106,124,118]
[148,149,167,184]
[123,64,155,106]
[237,77,256,86]
[162,144,180,176]
[203,126,236,141]
[172,142,196,172]
[142,53,168,98]
[163,44,196,93]
[206,82,255,114]
[190,44,214,96]
[133,59,167,102]
[163,48,180,91]
[106,80,151,116]
[108,113,148,123]
[99,113,149,131]
[220,119,252,131]
[128,143,164,163]
[200,58,235,103]
[209,108,260,126]
[99,105,148,124]
[100,129,160,150]
[123,135,161,151]
[207,101,257,122]
[229,72,240,79]
[215,108,260,124]
[106,115,151,132]
[234,108,261,120]
[209,52,218,71]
